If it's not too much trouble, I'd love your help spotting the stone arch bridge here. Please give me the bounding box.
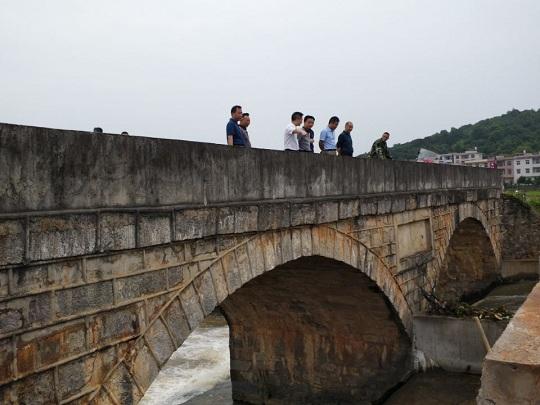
[0,123,502,404]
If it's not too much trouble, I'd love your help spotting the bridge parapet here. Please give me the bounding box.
[0,122,501,214]
[0,122,501,268]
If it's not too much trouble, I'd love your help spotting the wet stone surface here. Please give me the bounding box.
[473,279,537,312]
[384,369,481,405]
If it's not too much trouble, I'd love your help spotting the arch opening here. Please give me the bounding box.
[220,256,412,404]
[115,226,414,405]
[437,218,499,303]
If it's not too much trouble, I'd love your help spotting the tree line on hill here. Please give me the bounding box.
[389,109,540,161]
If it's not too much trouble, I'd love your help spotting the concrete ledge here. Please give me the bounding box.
[414,315,507,373]
[478,281,540,404]
[501,259,539,279]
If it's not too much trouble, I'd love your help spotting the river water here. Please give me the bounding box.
[139,313,232,405]
[139,311,480,405]
[140,279,536,404]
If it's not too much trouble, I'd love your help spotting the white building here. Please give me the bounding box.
[497,156,515,184]
[512,152,540,183]
[416,148,540,184]
[462,158,489,168]
[453,149,483,165]
[417,148,484,165]
[436,153,456,164]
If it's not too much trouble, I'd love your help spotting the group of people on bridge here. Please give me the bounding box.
[226,105,392,159]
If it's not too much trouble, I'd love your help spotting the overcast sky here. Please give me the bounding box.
[1,1,539,153]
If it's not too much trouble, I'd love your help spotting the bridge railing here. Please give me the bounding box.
[0,123,502,214]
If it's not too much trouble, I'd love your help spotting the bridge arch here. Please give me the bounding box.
[436,208,500,302]
[89,224,413,404]
[457,202,501,264]
[221,255,412,403]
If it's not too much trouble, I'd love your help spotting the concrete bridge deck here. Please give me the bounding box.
[0,122,518,404]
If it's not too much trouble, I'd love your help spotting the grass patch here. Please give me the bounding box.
[504,188,540,213]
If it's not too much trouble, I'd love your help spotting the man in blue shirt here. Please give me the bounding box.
[319,116,340,155]
[337,121,354,157]
[226,105,250,147]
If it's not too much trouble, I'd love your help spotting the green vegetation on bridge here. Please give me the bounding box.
[505,188,540,213]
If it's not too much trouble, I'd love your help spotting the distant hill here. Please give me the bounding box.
[390,109,540,160]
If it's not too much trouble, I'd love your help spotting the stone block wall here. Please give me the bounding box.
[0,194,502,403]
[501,195,540,261]
[0,232,244,403]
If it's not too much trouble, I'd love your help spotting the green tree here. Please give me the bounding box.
[387,109,540,160]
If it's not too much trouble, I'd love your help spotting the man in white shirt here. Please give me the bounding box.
[284,112,307,151]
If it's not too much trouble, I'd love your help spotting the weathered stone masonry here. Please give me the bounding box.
[221,257,414,404]
[0,123,503,404]
[500,195,540,261]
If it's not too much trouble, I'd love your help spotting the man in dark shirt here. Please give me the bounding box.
[226,105,250,147]
[299,115,315,152]
[369,132,392,159]
[337,121,354,157]
[238,113,252,147]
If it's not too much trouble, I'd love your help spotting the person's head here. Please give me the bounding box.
[345,121,353,133]
[291,112,303,125]
[303,115,315,130]
[231,105,243,121]
[93,127,103,133]
[120,131,129,135]
[328,116,340,130]
[382,131,390,141]
[239,113,250,128]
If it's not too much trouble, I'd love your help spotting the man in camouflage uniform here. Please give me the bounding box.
[369,132,392,159]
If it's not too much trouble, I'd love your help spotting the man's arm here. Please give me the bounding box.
[376,143,386,159]
[368,141,377,158]
[293,127,307,136]
[384,144,392,159]
[226,121,235,146]
[319,130,326,151]
[336,134,343,155]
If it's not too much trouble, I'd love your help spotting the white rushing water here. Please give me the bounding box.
[139,316,231,405]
